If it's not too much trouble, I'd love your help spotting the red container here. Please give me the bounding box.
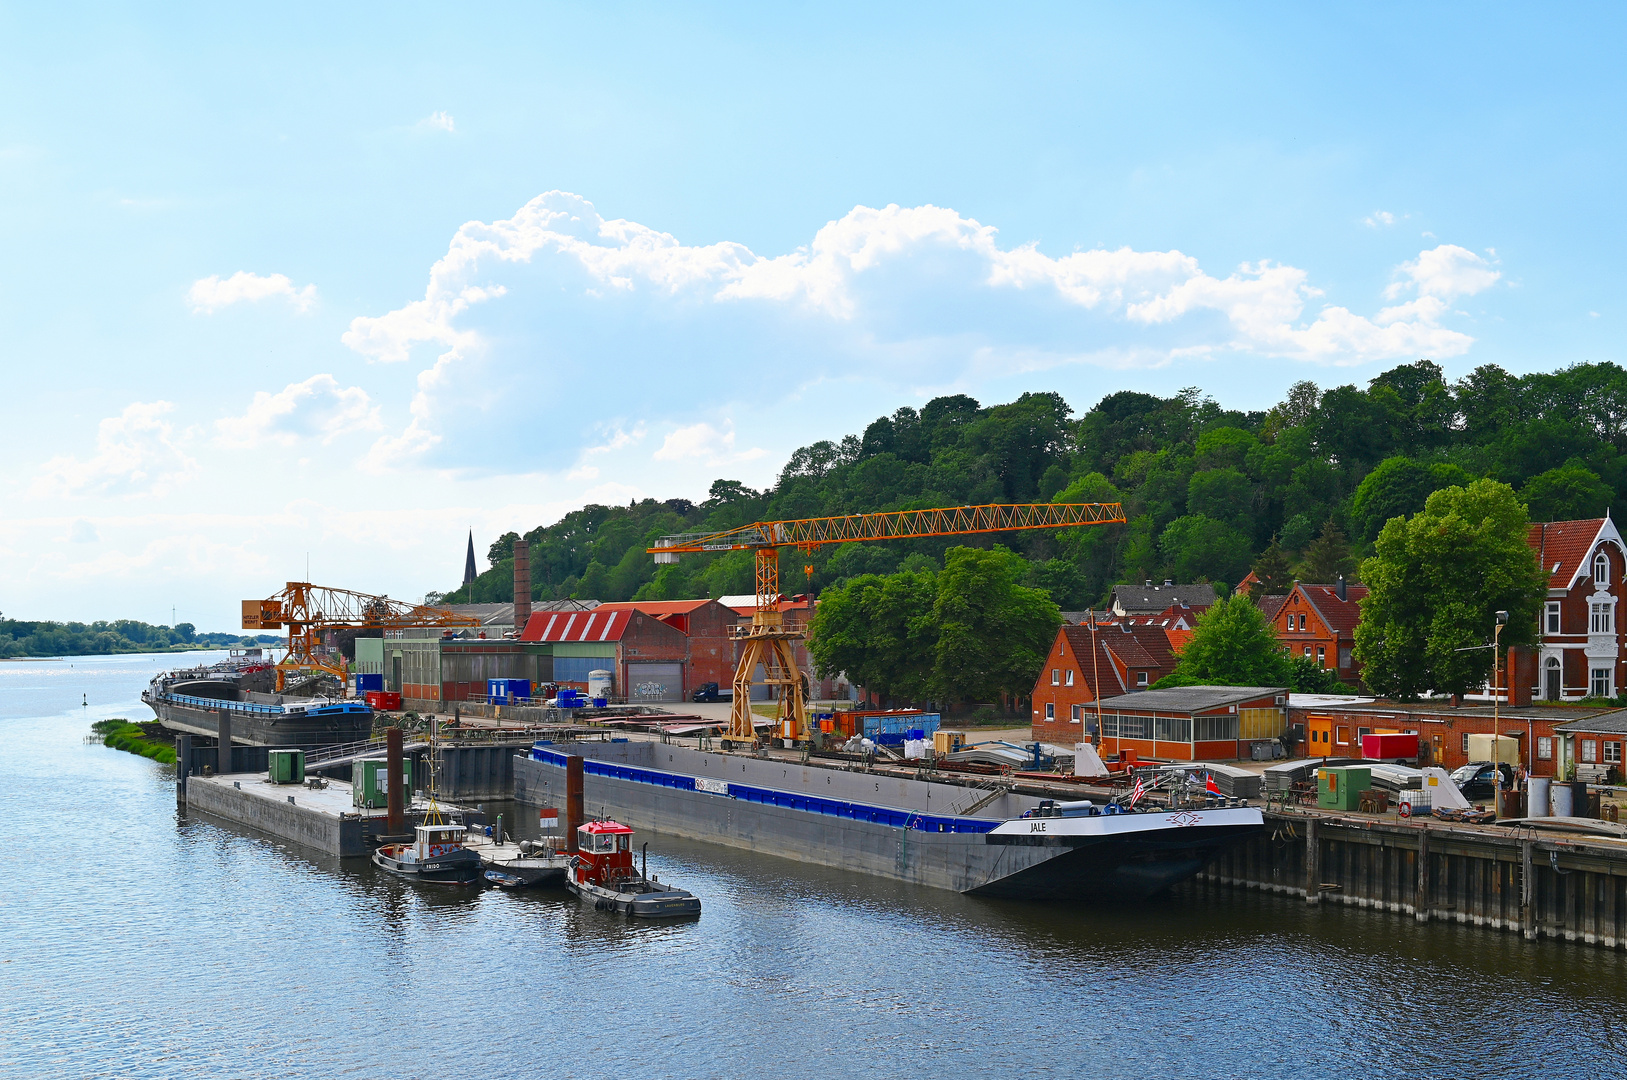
[365,690,403,711]
[1361,733,1418,759]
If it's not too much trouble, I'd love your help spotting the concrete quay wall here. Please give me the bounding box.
[1197,811,1627,949]
[183,775,367,857]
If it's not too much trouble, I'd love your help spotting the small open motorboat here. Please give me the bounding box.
[373,820,482,884]
[473,837,571,888]
[564,819,701,918]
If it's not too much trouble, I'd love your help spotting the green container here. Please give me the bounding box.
[1317,766,1370,811]
[268,749,306,785]
[354,758,412,809]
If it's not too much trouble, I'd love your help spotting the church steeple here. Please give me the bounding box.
[463,530,478,588]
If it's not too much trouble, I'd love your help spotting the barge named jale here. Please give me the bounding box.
[514,741,1261,899]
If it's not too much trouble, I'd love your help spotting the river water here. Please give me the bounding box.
[4,652,1626,1078]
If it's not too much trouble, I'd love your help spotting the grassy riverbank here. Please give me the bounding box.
[92,719,177,765]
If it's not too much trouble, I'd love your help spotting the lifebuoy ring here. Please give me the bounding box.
[1399,800,1412,819]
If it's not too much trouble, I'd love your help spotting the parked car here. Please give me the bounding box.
[692,682,721,703]
[1451,761,1515,800]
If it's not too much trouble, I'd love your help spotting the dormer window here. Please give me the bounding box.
[1596,551,1611,585]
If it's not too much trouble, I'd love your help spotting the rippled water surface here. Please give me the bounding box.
[4,652,1626,1078]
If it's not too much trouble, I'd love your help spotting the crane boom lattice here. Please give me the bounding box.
[646,502,1125,746]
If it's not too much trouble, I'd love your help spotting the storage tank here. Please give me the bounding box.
[587,670,614,701]
[1528,776,1551,818]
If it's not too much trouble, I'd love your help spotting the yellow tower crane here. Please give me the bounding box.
[648,501,1125,748]
[243,582,482,691]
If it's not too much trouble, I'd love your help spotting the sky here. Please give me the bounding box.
[2,3,1624,628]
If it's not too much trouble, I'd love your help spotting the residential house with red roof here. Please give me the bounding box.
[1528,517,1627,702]
[1271,579,1368,686]
[1030,619,1182,744]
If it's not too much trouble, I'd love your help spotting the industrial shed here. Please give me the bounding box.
[1094,685,1288,762]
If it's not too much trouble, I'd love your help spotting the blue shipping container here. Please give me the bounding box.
[862,713,940,746]
[355,673,384,694]
[487,678,531,701]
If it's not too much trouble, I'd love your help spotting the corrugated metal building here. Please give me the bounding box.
[1095,685,1288,762]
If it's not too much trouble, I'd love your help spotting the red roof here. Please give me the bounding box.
[1257,594,1288,620]
[580,820,633,834]
[1527,519,1609,590]
[1297,584,1369,634]
[594,600,714,616]
[519,608,633,642]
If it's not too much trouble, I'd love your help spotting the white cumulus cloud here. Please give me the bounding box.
[419,111,456,133]
[34,401,197,498]
[341,191,1504,472]
[215,374,383,449]
[652,422,765,465]
[1365,210,1397,227]
[188,271,317,314]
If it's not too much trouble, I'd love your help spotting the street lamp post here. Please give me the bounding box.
[1494,610,1509,809]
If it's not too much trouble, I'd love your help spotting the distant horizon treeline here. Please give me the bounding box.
[0,616,281,659]
[434,359,1627,611]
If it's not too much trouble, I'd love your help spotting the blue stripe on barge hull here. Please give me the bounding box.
[529,746,998,835]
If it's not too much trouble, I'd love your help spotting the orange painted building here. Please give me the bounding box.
[1272,580,1367,685]
[1094,685,1288,762]
[1029,619,1180,745]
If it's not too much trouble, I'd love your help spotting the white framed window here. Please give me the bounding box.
[1298,614,1307,631]
[1596,551,1611,584]
[1051,669,1059,686]
[1336,726,1350,745]
[1538,736,1553,760]
[1136,671,1149,687]
[1462,733,1471,754]
[1546,602,1561,635]
[1317,646,1326,666]
[1607,742,1623,764]
[1303,646,1312,658]
[1044,703,1055,720]
[1582,739,1599,763]
[1592,667,1614,698]
[1070,704,1082,723]
[1065,669,1074,686]
[1591,602,1614,635]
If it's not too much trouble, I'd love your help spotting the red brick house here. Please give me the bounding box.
[1528,517,1627,701]
[1287,698,1578,777]
[1030,620,1180,744]
[1271,580,1368,685]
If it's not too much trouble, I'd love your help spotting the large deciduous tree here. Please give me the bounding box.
[1154,594,1290,688]
[1354,479,1548,699]
[807,569,940,704]
[931,547,1061,705]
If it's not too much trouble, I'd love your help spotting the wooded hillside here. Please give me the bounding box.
[437,361,1627,610]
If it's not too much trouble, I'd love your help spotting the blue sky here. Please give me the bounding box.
[2,3,1623,626]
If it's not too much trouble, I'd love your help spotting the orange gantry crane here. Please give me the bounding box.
[243,582,481,691]
[648,502,1125,747]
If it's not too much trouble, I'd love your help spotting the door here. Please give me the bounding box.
[1545,658,1561,701]
[391,654,403,693]
[1307,715,1333,755]
[626,662,683,703]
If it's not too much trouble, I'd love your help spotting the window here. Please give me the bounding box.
[1304,646,1312,658]
[1194,715,1239,741]
[1317,646,1327,666]
[1607,742,1623,764]
[1462,733,1471,755]
[1298,614,1307,631]
[1155,716,1193,742]
[1592,667,1613,698]
[1336,726,1351,745]
[1136,671,1149,687]
[1546,602,1561,635]
[1107,714,1150,739]
[1582,739,1598,763]
[1596,551,1610,584]
[1070,704,1082,723]
[1538,736,1553,760]
[1044,703,1055,721]
[1052,669,1059,686]
[1591,602,1614,635]
[1358,726,1371,742]
[1065,669,1074,686]
[1338,647,1353,668]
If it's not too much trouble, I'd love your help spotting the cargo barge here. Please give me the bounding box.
[143,657,372,747]
[514,741,1261,900]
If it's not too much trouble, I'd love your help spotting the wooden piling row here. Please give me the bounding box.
[1193,812,1627,950]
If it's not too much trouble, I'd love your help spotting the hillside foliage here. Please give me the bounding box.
[0,617,276,659]
[441,360,1627,612]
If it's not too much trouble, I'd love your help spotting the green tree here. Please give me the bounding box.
[807,570,939,703]
[1155,594,1290,687]
[1520,460,1612,522]
[930,546,1061,704]
[1250,536,1294,595]
[1354,479,1548,698]
[1158,514,1253,585]
[1349,456,1473,542]
[1298,518,1358,583]
[1287,654,1346,694]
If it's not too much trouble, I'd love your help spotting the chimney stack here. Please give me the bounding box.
[513,539,531,635]
[1336,574,1347,602]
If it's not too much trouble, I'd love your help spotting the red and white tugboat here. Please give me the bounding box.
[564,820,701,918]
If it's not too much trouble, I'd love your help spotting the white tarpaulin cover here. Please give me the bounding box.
[1074,742,1109,777]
